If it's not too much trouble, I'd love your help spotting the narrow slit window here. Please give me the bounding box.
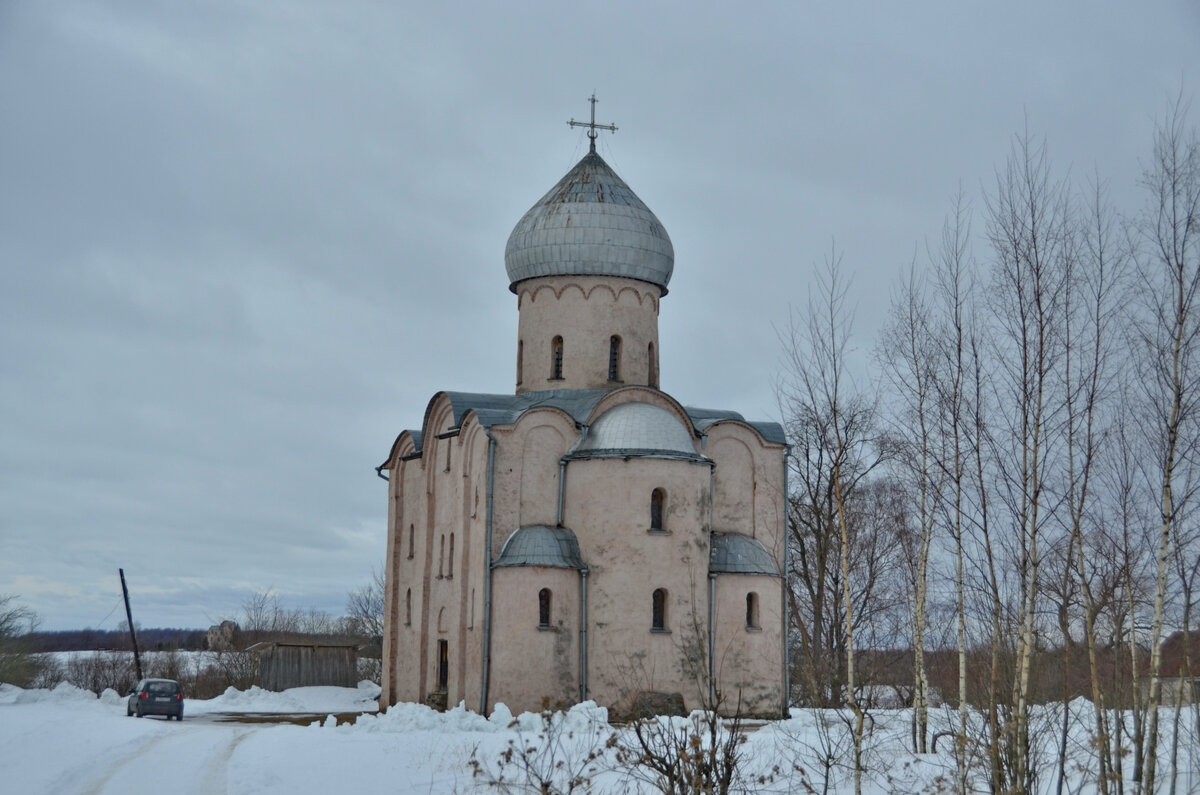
[448,533,455,578]
[746,592,760,629]
[652,588,667,630]
[609,336,621,381]
[551,336,564,380]
[407,524,414,559]
[517,340,524,385]
[648,342,658,388]
[650,488,665,532]
[538,588,552,627]
[405,588,412,625]
[438,535,445,578]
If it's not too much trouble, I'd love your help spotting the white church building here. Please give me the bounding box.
[378,111,788,718]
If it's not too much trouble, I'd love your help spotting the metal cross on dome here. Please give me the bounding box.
[567,94,617,153]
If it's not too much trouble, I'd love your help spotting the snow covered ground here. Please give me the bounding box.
[2,681,1197,794]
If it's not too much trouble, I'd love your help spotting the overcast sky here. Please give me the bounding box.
[1,2,1197,631]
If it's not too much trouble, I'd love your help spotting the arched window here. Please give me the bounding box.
[652,588,667,631]
[517,339,524,385]
[650,488,665,532]
[405,588,412,625]
[746,592,760,629]
[407,524,414,559]
[551,336,564,380]
[648,342,658,388]
[448,533,455,578]
[538,588,552,627]
[608,336,621,381]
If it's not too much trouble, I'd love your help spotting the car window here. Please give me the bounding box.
[147,682,179,695]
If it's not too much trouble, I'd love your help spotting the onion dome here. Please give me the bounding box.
[574,403,700,459]
[505,151,674,293]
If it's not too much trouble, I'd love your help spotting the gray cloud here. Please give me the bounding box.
[1,0,1196,629]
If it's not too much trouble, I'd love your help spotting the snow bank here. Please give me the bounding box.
[4,682,1196,795]
[340,698,610,735]
[0,682,122,707]
[187,680,381,715]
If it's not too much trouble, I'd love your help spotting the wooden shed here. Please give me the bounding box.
[246,640,361,691]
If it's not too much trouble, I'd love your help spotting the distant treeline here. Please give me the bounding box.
[29,628,207,652]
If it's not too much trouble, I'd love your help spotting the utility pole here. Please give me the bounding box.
[119,568,143,681]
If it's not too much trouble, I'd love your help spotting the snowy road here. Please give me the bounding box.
[75,720,255,795]
[15,703,259,795]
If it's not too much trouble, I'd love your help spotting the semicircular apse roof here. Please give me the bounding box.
[505,151,674,293]
[494,525,585,569]
[575,402,700,459]
[710,532,779,576]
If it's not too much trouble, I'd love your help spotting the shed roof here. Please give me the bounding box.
[246,641,363,653]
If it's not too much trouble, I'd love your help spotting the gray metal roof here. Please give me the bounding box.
[381,390,784,465]
[406,430,424,454]
[494,525,586,569]
[684,406,788,447]
[505,151,674,293]
[440,389,610,434]
[575,402,701,460]
[709,532,780,576]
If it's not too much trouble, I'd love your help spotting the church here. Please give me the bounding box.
[378,106,788,718]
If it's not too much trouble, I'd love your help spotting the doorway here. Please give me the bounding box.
[437,640,449,691]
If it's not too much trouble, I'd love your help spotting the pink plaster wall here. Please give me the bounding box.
[712,575,785,717]
[563,455,714,712]
[490,567,581,711]
[515,276,661,393]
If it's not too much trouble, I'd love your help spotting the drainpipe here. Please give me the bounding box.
[782,449,791,718]
[558,424,588,526]
[707,459,717,707]
[708,461,715,532]
[480,429,497,715]
[579,567,589,702]
[708,572,717,707]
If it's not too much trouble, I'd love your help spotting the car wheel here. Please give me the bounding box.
[126,706,133,717]
[136,710,144,718]
[177,714,183,722]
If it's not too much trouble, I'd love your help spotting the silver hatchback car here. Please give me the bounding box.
[127,678,184,720]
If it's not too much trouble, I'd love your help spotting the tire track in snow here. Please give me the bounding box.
[197,727,254,794]
[76,722,258,795]
[74,726,179,795]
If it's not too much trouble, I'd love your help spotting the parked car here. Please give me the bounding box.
[126,678,184,720]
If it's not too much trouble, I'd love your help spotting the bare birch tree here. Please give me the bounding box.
[778,250,877,794]
[1133,96,1200,795]
[984,129,1074,793]
[928,193,977,791]
[1063,172,1130,795]
[878,262,943,754]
